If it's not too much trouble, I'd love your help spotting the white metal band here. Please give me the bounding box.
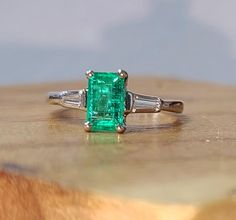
[48,90,87,111]
[48,90,184,114]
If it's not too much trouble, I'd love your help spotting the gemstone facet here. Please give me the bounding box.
[86,72,126,132]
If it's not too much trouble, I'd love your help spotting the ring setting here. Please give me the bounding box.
[48,70,184,133]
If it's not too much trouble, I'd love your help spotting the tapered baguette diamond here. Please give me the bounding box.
[86,72,126,132]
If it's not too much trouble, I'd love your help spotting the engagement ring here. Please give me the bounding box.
[48,70,184,133]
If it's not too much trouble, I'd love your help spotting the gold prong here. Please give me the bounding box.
[85,70,94,79]
[117,69,128,79]
[116,124,126,134]
[84,121,92,132]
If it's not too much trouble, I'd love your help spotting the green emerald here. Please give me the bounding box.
[86,72,126,132]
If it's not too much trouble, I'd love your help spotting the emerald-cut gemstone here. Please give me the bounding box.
[86,72,126,132]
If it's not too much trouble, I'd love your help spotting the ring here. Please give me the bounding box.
[48,70,184,133]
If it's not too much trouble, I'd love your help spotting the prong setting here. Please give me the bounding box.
[85,70,94,79]
[118,69,128,79]
[84,121,92,132]
[116,124,126,134]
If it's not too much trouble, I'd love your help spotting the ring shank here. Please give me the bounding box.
[48,90,86,110]
[161,100,184,113]
[48,90,184,114]
[126,91,183,114]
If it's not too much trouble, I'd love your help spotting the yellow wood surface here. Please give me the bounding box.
[0,77,236,208]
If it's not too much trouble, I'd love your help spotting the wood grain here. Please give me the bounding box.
[0,77,236,210]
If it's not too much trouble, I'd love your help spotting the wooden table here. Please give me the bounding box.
[0,77,236,212]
